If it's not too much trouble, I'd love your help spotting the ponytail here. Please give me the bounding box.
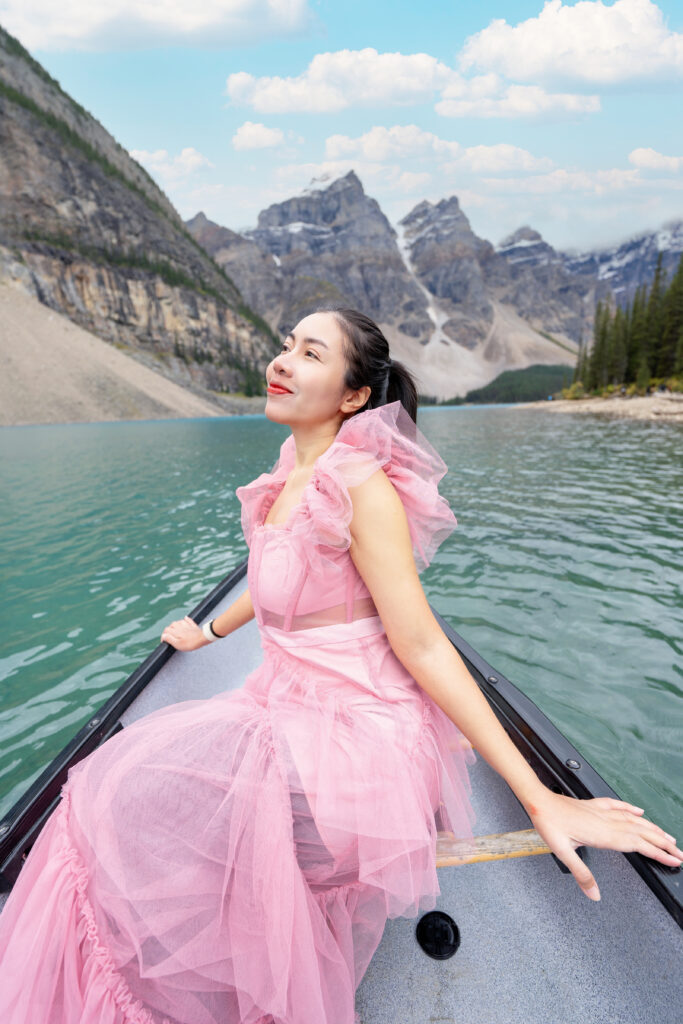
[384,358,417,422]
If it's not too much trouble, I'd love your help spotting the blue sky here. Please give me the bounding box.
[2,0,682,251]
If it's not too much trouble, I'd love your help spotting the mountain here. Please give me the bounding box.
[0,24,276,401]
[188,175,580,399]
[246,171,432,340]
[398,197,495,347]
[190,171,683,400]
[491,226,600,342]
[560,221,683,306]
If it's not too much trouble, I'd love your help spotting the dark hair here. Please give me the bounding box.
[316,306,418,422]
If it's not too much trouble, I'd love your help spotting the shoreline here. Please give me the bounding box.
[514,393,683,423]
[3,279,682,428]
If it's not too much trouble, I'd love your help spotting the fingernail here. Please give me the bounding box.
[586,884,601,901]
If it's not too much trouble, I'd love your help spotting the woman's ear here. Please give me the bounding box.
[341,385,371,415]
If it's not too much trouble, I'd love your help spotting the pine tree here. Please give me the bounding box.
[636,354,651,392]
[645,252,666,376]
[627,284,648,384]
[572,336,584,384]
[675,327,683,376]
[588,300,610,389]
[610,306,628,384]
[660,253,683,378]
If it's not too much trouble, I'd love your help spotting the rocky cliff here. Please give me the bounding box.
[0,24,276,400]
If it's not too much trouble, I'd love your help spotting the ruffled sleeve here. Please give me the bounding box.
[294,401,457,576]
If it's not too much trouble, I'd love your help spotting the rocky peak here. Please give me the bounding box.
[500,226,542,246]
[249,171,396,258]
[303,169,365,199]
[496,225,562,267]
[489,225,593,343]
[399,194,494,324]
[400,195,485,254]
[194,172,431,339]
[186,211,244,255]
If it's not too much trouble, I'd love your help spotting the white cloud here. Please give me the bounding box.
[0,0,311,50]
[130,147,213,183]
[481,167,641,194]
[436,82,600,118]
[226,47,600,119]
[325,127,553,173]
[629,147,683,172]
[325,125,460,161]
[394,171,432,192]
[458,144,554,174]
[226,48,455,113]
[232,121,285,150]
[459,0,683,85]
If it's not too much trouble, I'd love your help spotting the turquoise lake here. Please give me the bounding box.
[1,406,681,835]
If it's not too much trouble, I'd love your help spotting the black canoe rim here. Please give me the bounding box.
[1,557,680,928]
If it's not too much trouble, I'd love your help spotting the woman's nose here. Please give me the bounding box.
[272,351,293,375]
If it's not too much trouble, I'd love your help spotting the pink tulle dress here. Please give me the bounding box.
[0,401,476,1024]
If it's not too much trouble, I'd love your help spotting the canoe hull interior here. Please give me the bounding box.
[1,564,681,1022]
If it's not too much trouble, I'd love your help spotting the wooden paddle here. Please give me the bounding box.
[436,828,551,867]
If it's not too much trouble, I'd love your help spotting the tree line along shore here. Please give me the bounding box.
[565,251,683,402]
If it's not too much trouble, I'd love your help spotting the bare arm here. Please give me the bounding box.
[161,587,255,651]
[347,468,683,898]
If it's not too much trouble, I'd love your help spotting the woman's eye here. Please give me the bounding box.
[306,350,319,359]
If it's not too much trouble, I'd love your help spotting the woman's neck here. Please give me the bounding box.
[289,420,344,472]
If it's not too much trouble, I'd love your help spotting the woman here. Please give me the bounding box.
[0,307,680,1024]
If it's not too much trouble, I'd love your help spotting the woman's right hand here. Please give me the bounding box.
[160,615,208,651]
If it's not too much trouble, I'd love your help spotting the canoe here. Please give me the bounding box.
[1,557,681,1022]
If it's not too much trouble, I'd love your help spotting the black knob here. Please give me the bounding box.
[415,910,461,960]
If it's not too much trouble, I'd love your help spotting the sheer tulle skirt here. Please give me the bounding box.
[0,641,475,1024]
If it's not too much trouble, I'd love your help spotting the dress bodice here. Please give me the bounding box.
[236,402,457,641]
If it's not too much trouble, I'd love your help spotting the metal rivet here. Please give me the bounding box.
[0,824,9,837]
[487,675,498,684]
[566,758,581,770]
[90,717,100,727]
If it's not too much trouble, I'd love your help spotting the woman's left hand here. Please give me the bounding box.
[525,790,683,901]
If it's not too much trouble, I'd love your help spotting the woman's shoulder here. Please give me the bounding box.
[313,402,457,573]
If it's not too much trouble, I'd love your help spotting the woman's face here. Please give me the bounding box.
[264,312,369,429]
